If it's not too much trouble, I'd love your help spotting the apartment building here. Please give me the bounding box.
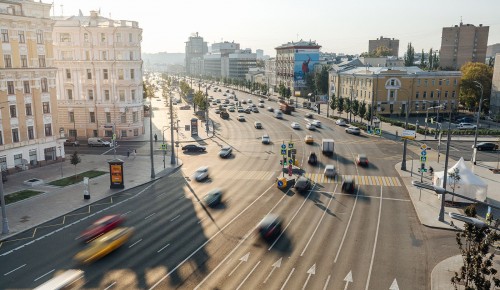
[53,10,144,140]
[264,58,276,92]
[439,22,489,70]
[369,36,399,57]
[185,32,208,76]
[329,67,461,117]
[0,0,61,173]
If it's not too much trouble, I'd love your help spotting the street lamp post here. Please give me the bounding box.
[58,146,63,177]
[169,90,176,165]
[434,90,441,139]
[472,81,484,165]
[438,108,453,222]
[401,91,411,171]
[149,102,155,179]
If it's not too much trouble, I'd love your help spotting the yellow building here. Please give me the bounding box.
[329,67,461,118]
[0,0,61,173]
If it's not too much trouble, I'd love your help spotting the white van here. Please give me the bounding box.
[87,137,111,147]
[274,111,283,119]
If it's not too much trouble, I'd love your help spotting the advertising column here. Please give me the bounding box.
[109,159,124,189]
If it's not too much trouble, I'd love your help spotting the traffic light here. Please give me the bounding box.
[280,160,283,165]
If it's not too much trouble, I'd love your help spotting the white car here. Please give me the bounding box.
[291,122,301,129]
[336,119,347,126]
[193,166,209,182]
[258,103,265,108]
[262,134,270,144]
[237,115,246,121]
[345,126,361,135]
[457,123,477,130]
[247,99,253,103]
[311,120,322,127]
[306,123,315,130]
[324,165,337,177]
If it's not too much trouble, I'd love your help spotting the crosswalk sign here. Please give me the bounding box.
[374,128,381,135]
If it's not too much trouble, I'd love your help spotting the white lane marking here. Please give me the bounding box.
[389,278,400,290]
[170,215,180,222]
[301,185,338,256]
[228,252,249,277]
[122,210,132,216]
[129,239,143,248]
[365,186,383,290]
[156,182,280,290]
[34,269,54,281]
[323,274,331,290]
[197,217,206,224]
[104,281,116,290]
[157,243,170,253]
[4,264,26,276]
[334,185,360,263]
[236,260,261,290]
[280,268,295,290]
[101,145,120,155]
[302,264,316,290]
[263,257,282,284]
[145,213,156,220]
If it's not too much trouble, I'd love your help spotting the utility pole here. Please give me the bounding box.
[472,81,484,165]
[149,100,155,179]
[438,109,453,222]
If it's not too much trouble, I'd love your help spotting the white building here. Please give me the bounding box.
[264,58,277,92]
[52,10,144,140]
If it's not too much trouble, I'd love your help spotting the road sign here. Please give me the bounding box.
[420,144,428,150]
[288,142,294,149]
[420,156,427,162]
[418,168,428,173]
[161,144,167,151]
[112,134,116,140]
[421,150,427,156]
[401,130,416,140]
[281,144,286,150]
[281,149,287,156]
[375,128,381,135]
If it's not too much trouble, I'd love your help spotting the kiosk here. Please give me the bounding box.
[108,159,124,189]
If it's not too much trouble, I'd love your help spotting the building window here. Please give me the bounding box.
[454,79,458,85]
[36,29,43,44]
[42,102,50,114]
[129,51,133,60]
[430,91,434,98]
[14,154,22,166]
[21,55,28,67]
[44,147,55,161]
[432,79,435,86]
[118,69,124,80]
[61,51,73,60]
[4,55,12,68]
[44,124,52,136]
[445,91,449,98]
[389,90,395,99]
[131,89,136,100]
[85,51,90,60]
[415,91,419,99]
[7,81,15,94]
[452,91,456,98]
[121,130,127,137]
[39,55,46,67]
[103,69,108,79]
[100,33,106,42]
[105,130,113,137]
[41,78,48,92]
[0,132,3,145]
[10,105,17,118]
[423,91,427,99]
[18,31,25,43]
[12,128,19,142]
[101,51,107,60]
[25,103,32,116]
[84,33,89,42]
[438,79,442,86]
[66,69,71,79]
[104,90,110,101]
[121,113,126,124]
[67,89,73,100]
[415,102,419,111]
[119,90,125,101]
[69,129,77,138]
[69,111,74,123]
[1,29,8,42]
[424,79,428,86]
[130,69,135,80]
[134,129,139,136]
[89,112,95,123]
[28,126,34,140]
[23,80,30,94]
[87,69,92,79]
[133,111,138,123]
[105,112,111,123]
[422,102,426,110]
[437,91,441,98]
[116,33,121,43]
[446,79,450,85]
[129,33,133,42]
[60,33,71,42]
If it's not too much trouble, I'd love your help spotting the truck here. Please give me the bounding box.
[219,107,229,119]
[321,139,335,156]
[279,101,294,114]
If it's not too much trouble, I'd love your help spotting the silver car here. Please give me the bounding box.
[193,166,209,182]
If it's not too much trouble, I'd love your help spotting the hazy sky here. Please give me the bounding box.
[50,0,500,57]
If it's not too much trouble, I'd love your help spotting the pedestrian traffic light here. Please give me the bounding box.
[280,160,283,165]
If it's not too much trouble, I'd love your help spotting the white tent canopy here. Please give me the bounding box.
[432,157,488,203]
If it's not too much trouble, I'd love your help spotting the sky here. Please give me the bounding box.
[49,0,500,57]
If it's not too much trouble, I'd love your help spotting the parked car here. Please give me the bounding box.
[473,142,498,151]
[457,123,477,130]
[291,122,301,129]
[258,214,282,240]
[193,166,209,181]
[336,119,347,126]
[262,134,271,144]
[203,188,223,207]
[356,154,369,166]
[345,126,361,135]
[64,139,80,147]
[294,176,312,192]
[181,144,206,152]
[219,146,232,158]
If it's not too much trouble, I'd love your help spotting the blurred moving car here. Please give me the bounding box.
[324,165,337,177]
[267,107,274,112]
[304,135,314,144]
[64,139,80,147]
[258,103,265,108]
[219,146,232,158]
[345,126,361,135]
[74,227,134,264]
[193,166,209,181]
[342,177,356,193]
[356,154,369,166]
[473,142,498,151]
[258,214,282,240]
[181,144,206,152]
[457,123,477,130]
[78,215,125,243]
[262,134,271,144]
[305,113,313,118]
[308,152,318,165]
[291,122,301,129]
[252,107,259,113]
[254,121,263,129]
[294,176,312,192]
[203,188,223,207]
[336,119,347,126]
[311,120,322,128]
[237,115,246,121]
[306,123,316,130]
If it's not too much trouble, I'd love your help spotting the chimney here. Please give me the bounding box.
[90,10,98,18]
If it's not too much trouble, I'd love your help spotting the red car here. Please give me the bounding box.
[78,215,124,242]
[356,154,369,166]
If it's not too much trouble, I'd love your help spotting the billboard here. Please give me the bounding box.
[294,50,319,88]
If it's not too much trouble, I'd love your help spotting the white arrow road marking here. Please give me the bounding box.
[389,279,400,290]
[263,257,282,284]
[302,264,316,290]
[236,260,261,290]
[344,270,353,290]
[228,252,250,277]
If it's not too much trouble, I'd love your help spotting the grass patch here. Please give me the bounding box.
[48,170,107,187]
[5,190,44,204]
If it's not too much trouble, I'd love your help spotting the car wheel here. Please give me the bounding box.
[478,147,482,151]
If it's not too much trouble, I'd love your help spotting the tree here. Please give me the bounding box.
[366,104,373,121]
[428,48,434,70]
[403,42,415,66]
[337,96,344,114]
[285,87,292,99]
[305,73,316,95]
[451,205,500,289]
[330,94,337,114]
[459,62,493,113]
[359,101,367,121]
[315,66,330,95]
[345,98,352,117]
[278,83,287,98]
[432,51,439,70]
[352,99,360,121]
[193,91,207,111]
[70,151,81,180]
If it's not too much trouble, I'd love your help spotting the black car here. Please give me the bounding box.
[342,177,356,194]
[308,152,318,165]
[294,176,312,192]
[258,214,282,240]
[181,144,206,152]
[473,142,498,151]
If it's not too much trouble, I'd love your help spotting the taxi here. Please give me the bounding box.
[74,227,134,264]
[304,135,314,144]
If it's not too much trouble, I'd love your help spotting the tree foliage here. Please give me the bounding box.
[403,42,415,66]
[315,66,330,95]
[451,205,500,290]
[459,62,493,113]
[352,99,360,121]
[337,96,344,114]
[70,151,81,179]
[359,101,367,120]
[361,46,393,57]
[193,91,207,111]
[330,94,337,113]
[366,104,373,121]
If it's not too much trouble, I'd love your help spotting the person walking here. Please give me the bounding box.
[154,134,158,142]
[127,149,130,158]
[132,149,137,160]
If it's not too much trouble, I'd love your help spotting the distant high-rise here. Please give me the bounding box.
[369,36,399,56]
[185,33,208,76]
[439,22,489,70]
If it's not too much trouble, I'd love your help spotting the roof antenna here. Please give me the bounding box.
[60,4,63,16]
[460,16,463,25]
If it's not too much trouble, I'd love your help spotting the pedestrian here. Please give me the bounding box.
[154,133,158,142]
[132,149,137,159]
[486,212,493,225]
[127,149,130,158]
[429,166,434,176]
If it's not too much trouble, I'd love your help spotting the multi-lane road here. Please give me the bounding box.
[0,85,462,289]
